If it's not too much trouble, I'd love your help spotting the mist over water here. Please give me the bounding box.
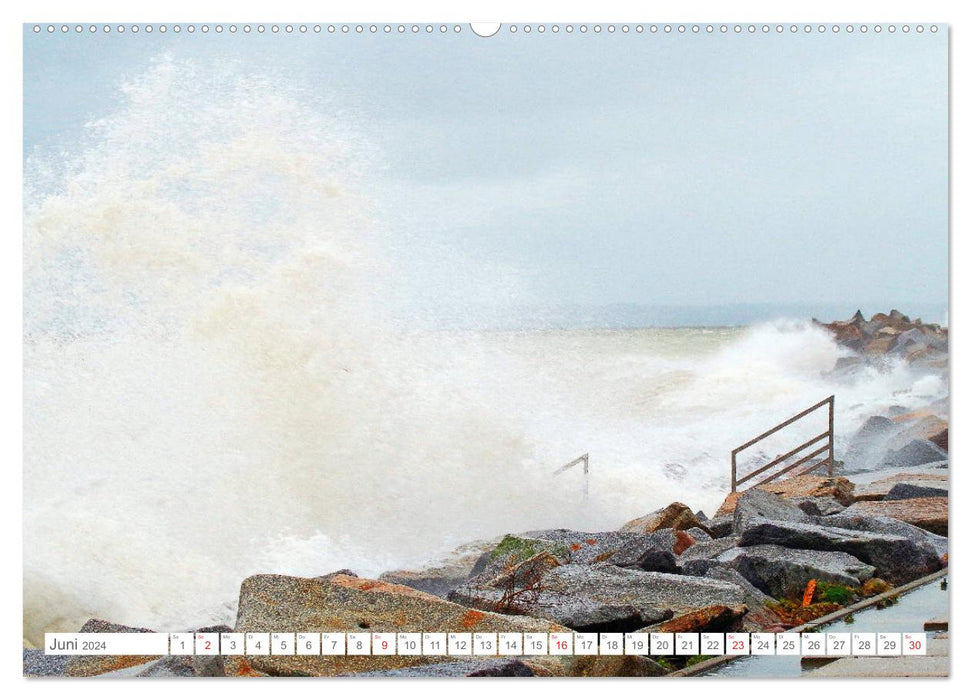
[22,59,948,645]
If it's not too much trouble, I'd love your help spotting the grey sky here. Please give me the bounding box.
[23,26,948,326]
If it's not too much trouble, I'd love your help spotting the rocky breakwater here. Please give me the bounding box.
[816,311,949,482]
[25,473,948,678]
[816,309,947,366]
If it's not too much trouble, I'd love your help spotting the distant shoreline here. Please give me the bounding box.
[391,303,949,333]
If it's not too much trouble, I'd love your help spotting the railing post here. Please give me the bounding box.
[731,450,737,492]
[828,395,835,477]
[582,453,589,500]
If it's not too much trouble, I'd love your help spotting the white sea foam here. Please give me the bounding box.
[22,59,948,644]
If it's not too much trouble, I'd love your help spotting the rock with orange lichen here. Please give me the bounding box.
[225,573,567,677]
[759,476,855,506]
[655,604,748,634]
[620,502,712,536]
[840,497,948,536]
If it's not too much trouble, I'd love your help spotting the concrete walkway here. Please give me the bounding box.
[806,626,948,678]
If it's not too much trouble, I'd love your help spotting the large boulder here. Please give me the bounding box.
[63,619,160,677]
[881,439,948,470]
[732,489,811,532]
[852,472,949,502]
[885,481,948,501]
[450,563,747,633]
[227,574,569,677]
[819,512,948,559]
[737,520,941,584]
[891,413,949,444]
[620,502,710,535]
[710,545,874,599]
[838,498,948,536]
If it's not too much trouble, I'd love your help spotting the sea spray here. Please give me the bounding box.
[23,58,948,645]
[23,58,579,642]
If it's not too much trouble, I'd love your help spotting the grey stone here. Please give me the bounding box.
[885,481,949,501]
[712,545,875,599]
[678,536,741,564]
[524,528,672,566]
[732,488,811,533]
[687,527,713,542]
[793,496,848,516]
[738,519,941,584]
[314,569,358,581]
[882,439,948,470]
[380,571,468,599]
[689,564,778,607]
[23,648,70,677]
[891,328,931,356]
[707,515,735,538]
[609,547,680,574]
[819,513,949,559]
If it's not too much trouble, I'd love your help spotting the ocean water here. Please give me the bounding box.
[22,59,949,645]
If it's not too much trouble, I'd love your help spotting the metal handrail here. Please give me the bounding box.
[554,452,589,499]
[731,396,835,492]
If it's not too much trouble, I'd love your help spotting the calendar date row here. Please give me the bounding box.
[45,631,927,657]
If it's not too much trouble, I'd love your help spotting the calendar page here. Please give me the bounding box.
[22,14,949,681]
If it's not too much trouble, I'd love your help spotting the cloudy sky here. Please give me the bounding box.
[24,25,948,325]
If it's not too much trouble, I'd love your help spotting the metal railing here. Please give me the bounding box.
[554,452,589,499]
[731,396,835,492]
